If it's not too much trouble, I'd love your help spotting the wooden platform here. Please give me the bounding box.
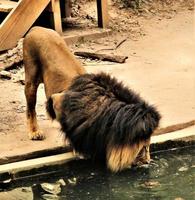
[0,0,17,12]
[0,0,52,51]
[0,0,109,51]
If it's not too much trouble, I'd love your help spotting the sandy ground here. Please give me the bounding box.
[78,9,195,128]
[0,5,194,162]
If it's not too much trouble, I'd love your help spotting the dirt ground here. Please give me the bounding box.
[0,0,194,162]
[70,0,195,127]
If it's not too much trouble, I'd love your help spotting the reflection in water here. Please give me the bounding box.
[0,147,194,200]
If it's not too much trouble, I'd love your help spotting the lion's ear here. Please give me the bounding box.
[51,93,65,112]
[46,92,65,120]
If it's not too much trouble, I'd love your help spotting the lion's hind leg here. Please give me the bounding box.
[25,81,45,140]
[24,49,45,140]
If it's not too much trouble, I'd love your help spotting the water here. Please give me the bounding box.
[0,146,194,200]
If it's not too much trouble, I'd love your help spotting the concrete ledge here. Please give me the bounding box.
[0,152,76,175]
[151,126,195,144]
[0,146,72,165]
[0,126,194,184]
[0,152,77,184]
[151,126,195,153]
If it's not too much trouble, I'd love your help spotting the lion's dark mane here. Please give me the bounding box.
[58,73,161,160]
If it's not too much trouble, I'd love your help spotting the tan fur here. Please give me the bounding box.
[106,142,145,172]
[50,93,65,120]
[23,27,154,171]
[23,26,86,140]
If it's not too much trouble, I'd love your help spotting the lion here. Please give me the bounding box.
[46,73,161,172]
[23,26,86,140]
[24,27,160,172]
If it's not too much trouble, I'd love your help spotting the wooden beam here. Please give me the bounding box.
[0,0,50,51]
[64,0,71,17]
[50,0,62,34]
[96,0,109,28]
[74,51,128,63]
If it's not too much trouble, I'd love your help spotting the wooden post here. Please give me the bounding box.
[96,0,108,28]
[50,0,63,34]
[65,0,71,17]
[59,0,71,18]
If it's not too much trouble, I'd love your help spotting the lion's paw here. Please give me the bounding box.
[29,130,45,140]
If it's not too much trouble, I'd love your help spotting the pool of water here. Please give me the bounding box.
[0,146,194,200]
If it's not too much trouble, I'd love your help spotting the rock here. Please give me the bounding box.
[0,71,12,80]
[141,180,160,188]
[56,179,66,186]
[178,166,188,172]
[0,39,23,71]
[13,78,25,85]
[41,183,61,195]
[42,194,60,200]
[67,177,77,185]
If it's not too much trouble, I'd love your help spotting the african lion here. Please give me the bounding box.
[24,27,160,172]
